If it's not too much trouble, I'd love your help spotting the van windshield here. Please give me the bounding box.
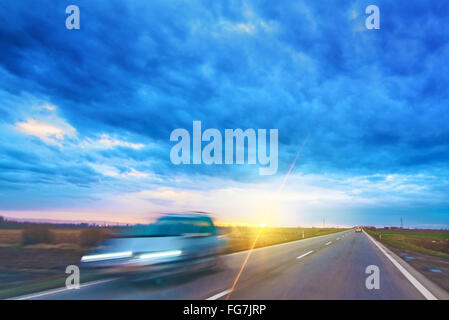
[119,216,216,237]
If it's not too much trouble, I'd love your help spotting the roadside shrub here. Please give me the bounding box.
[21,227,55,245]
[79,228,108,247]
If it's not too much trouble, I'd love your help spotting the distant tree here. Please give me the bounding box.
[22,227,55,245]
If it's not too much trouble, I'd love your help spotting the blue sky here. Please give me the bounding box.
[0,0,448,227]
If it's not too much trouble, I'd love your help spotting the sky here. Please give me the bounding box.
[0,0,448,228]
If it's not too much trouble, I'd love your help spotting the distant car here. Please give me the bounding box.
[80,213,227,280]
[355,227,362,232]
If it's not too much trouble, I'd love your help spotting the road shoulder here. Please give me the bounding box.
[364,230,449,300]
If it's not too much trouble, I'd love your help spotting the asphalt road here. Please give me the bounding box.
[25,230,428,300]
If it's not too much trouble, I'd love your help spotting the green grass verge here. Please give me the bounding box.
[225,227,346,253]
[371,232,449,240]
[366,229,449,260]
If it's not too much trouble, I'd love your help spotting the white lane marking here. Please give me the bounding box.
[363,230,437,300]
[11,278,117,300]
[325,241,332,246]
[297,250,314,259]
[336,237,341,240]
[206,288,232,300]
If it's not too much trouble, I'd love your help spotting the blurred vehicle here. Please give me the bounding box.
[80,213,226,280]
[354,226,362,232]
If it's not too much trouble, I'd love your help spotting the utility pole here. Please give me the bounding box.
[400,217,403,229]
[323,217,325,228]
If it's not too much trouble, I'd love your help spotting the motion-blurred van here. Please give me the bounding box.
[80,213,226,280]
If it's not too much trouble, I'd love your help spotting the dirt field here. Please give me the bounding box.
[0,228,111,297]
[0,228,113,247]
[0,229,21,245]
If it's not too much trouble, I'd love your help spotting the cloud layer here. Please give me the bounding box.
[0,0,448,227]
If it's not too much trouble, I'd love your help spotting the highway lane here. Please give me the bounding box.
[27,230,427,300]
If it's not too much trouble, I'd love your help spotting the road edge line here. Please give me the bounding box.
[206,288,232,300]
[9,278,117,300]
[363,230,444,300]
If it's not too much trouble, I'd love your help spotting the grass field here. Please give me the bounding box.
[365,228,449,259]
[222,226,344,253]
[0,226,344,298]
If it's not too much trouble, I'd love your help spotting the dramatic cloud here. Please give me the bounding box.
[15,118,76,144]
[80,134,145,150]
